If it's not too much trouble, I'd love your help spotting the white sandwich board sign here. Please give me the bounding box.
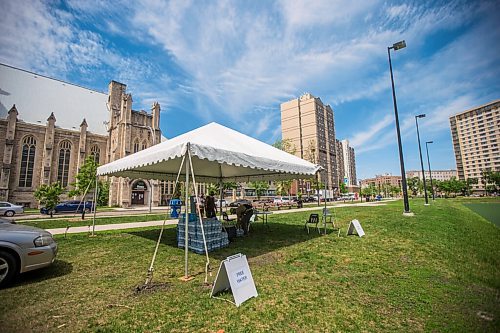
[347,219,365,237]
[210,253,258,307]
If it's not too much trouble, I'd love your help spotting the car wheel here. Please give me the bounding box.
[0,251,18,288]
[84,208,91,213]
[4,210,15,217]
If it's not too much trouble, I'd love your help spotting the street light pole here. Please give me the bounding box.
[415,114,429,205]
[388,40,411,214]
[425,141,435,200]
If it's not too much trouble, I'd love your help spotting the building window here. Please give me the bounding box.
[133,139,140,153]
[57,141,71,187]
[142,140,148,151]
[18,135,37,187]
[90,145,100,164]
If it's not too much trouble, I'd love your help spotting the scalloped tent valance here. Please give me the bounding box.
[97,122,322,182]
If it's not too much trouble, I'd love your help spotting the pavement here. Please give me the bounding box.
[46,199,394,235]
[17,206,170,221]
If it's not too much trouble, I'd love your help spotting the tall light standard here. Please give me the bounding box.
[415,114,429,205]
[425,141,435,200]
[388,40,411,214]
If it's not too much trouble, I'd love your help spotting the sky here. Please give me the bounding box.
[0,0,499,181]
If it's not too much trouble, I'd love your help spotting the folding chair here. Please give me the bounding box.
[322,208,339,236]
[305,213,320,234]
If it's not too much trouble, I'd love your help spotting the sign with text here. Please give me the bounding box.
[347,219,365,237]
[211,253,258,307]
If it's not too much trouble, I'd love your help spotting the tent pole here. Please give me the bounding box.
[144,155,186,286]
[92,175,98,236]
[184,144,190,280]
[188,151,211,284]
[219,179,223,218]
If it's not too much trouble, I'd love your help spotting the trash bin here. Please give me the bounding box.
[170,199,182,218]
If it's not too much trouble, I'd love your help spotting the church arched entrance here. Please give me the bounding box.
[131,180,148,205]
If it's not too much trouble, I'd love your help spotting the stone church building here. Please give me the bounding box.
[0,64,172,208]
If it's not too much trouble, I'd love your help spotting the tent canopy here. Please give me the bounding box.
[97,122,321,182]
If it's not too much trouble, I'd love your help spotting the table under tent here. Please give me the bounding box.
[96,122,322,283]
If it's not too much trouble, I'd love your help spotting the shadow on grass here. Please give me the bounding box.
[127,221,322,260]
[8,260,73,289]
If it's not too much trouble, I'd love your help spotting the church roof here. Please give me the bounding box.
[0,63,108,135]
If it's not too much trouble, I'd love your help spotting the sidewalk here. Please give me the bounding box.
[48,219,178,235]
[47,200,395,235]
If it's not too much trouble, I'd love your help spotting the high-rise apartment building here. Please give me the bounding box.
[335,139,345,186]
[449,100,499,192]
[341,139,357,186]
[281,93,337,190]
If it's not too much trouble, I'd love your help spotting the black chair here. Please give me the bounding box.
[222,212,235,223]
[305,213,320,234]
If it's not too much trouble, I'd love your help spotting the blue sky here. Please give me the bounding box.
[0,0,499,180]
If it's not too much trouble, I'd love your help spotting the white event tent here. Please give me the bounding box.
[96,122,322,282]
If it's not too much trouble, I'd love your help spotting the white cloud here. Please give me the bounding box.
[349,114,393,148]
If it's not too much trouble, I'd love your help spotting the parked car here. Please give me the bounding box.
[40,200,94,215]
[273,196,291,205]
[216,199,228,207]
[0,222,58,287]
[0,202,24,217]
[228,199,253,207]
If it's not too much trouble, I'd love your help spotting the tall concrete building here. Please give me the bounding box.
[340,139,357,186]
[449,100,499,192]
[281,93,337,190]
[0,64,174,208]
[335,139,345,186]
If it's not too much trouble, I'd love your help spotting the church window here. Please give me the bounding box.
[57,141,71,187]
[90,145,100,164]
[142,140,148,151]
[18,135,37,187]
[133,139,140,153]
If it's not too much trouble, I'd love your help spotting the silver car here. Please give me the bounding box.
[0,202,24,217]
[0,219,58,288]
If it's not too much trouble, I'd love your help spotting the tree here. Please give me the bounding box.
[273,138,296,198]
[407,177,422,196]
[69,156,110,206]
[273,139,297,155]
[249,181,269,200]
[34,182,63,217]
[481,169,500,195]
[463,178,478,196]
[339,182,347,194]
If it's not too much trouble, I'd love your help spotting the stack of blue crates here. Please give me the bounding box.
[177,213,229,254]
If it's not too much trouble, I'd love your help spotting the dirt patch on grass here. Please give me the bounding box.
[133,282,171,295]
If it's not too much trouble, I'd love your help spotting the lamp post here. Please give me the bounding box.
[388,40,411,214]
[425,141,435,200]
[415,114,429,205]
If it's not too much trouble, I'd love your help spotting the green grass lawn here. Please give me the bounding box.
[1,199,499,332]
[18,213,171,229]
